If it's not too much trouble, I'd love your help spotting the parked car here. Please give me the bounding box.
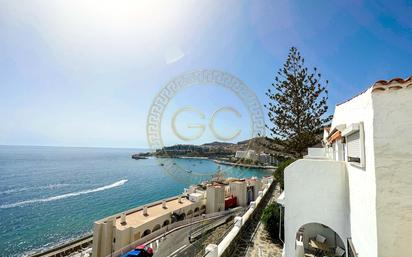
[121,245,153,257]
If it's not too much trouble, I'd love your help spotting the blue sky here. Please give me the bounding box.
[0,0,411,148]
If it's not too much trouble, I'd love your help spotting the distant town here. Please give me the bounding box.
[132,137,287,168]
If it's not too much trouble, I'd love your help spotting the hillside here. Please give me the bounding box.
[132,137,286,159]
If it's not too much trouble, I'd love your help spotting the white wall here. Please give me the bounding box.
[229,182,247,207]
[372,89,412,257]
[284,159,350,257]
[206,186,225,213]
[305,148,327,158]
[284,86,412,257]
[332,89,378,257]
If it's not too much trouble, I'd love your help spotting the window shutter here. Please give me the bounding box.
[347,131,360,162]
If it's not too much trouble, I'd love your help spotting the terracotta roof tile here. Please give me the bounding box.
[372,76,412,92]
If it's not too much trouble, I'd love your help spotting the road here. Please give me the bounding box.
[153,215,236,257]
[153,223,198,257]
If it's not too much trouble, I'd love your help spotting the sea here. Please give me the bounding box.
[0,145,271,257]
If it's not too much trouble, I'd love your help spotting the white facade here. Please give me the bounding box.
[259,152,277,165]
[235,150,276,165]
[92,196,206,257]
[206,185,225,214]
[235,150,258,161]
[92,177,270,257]
[247,178,262,201]
[189,192,204,202]
[282,77,412,257]
[229,181,248,207]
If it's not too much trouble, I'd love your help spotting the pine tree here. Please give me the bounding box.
[265,47,332,158]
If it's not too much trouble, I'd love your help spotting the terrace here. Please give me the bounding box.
[282,158,351,257]
[115,197,200,230]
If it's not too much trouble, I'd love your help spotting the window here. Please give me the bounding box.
[347,131,361,163]
[342,123,365,168]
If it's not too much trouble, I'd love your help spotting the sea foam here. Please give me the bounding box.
[0,179,128,209]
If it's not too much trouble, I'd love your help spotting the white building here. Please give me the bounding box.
[247,177,262,202]
[206,185,225,213]
[229,181,248,207]
[92,177,269,257]
[235,150,258,161]
[259,152,277,165]
[92,196,205,257]
[235,150,276,165]
[280,76,412,257]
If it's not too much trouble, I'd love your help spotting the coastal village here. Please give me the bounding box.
[2,2,412,257]
[34,75,412,257]
[34,76,412,257]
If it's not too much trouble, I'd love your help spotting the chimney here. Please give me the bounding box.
[120,212,127,225]
[143,206,148,216]
[162,200,167,209]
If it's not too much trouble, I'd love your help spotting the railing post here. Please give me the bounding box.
[249,201,256,209]
[234,216,243,228]
[205,244,218,257]
[120,212,126,225]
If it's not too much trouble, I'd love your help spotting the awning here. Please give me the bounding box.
[327,131,342,144]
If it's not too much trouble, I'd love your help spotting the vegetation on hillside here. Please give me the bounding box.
[133,137,287,161]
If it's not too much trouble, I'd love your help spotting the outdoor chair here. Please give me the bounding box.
[334,246,345,257]
[316,234,327,243]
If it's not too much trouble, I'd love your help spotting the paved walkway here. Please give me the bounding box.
[244,222,282,257]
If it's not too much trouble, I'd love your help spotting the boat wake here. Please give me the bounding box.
[0,179,128,209]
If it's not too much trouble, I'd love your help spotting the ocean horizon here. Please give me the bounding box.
[0,145,271,257]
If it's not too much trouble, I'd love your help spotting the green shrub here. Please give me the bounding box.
[273,159,295,190]
[261,202,284,243]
